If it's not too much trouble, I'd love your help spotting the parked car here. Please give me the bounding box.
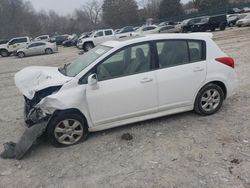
[15,33,238,147]
[16,41,58,58]
[191,14,227,32]
[132,25,158,36]
[34,35,50,42]
[243,7,250,13]
[152,25,181,33]
[77,29,115,51]
[227,14,247,26]
[62,34,78,47]
[50,35,70,45]
[115,26,135,38]
[0,39,9,45]
[0,36,31,57]
[181,17,209,32]
[228,8,242,14]
[236,14,250,27]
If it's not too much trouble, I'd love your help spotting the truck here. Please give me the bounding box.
[77,29,115,51]
[0,36,31,57]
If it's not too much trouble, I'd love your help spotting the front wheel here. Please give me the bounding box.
[47,113,88,147]
[0,50,10,57]
[194,84,224,116]
[83,42,94,52]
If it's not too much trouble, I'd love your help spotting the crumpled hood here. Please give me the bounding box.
[15,66,72,100]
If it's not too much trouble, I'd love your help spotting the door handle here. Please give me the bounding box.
[193,67,204,72]
[140,78,153,83]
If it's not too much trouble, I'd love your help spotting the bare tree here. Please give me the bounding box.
[82,0,102,26]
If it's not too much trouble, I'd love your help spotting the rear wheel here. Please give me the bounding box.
[220,24,226,31]
[47,112,88,147]
[17,52,25,58]
[194,83,224,116]
[45,48,53,55]
[0,50,10,57]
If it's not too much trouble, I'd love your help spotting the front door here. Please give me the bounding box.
[86,42,158,126]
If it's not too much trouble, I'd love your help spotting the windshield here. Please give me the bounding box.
[182,19,190,25]
[60,45,112,77]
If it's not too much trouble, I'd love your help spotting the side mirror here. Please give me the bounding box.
[88,73,98,86]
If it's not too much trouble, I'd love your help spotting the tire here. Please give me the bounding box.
[219,24,226,31]
[194,83,225,116]
[0,50,10,57]
[83,42,94,52]
[47,112,88,147]
[45,48,53,55]
[17,52,25,58]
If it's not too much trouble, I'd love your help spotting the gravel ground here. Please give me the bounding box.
[0,27,250,188]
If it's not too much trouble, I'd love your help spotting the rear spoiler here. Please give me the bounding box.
[188,32,214,39]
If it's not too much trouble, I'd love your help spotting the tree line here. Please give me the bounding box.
[0,0,247,39]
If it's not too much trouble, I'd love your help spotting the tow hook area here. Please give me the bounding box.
[0,108,51,160]
[25,107,50,127]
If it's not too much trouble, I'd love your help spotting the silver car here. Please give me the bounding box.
[17,41,58,58]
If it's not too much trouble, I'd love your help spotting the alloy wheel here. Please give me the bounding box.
[54,119,84,145]
[200,89,221,112]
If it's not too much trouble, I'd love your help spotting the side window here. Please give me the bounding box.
[17,38,27,43]
[105,30,113,36]
[95,31,104,37]
[36,42,45,46]
[188,40,205,62]
[28,43,37,48]
[41,36,48,40]
[157,40,189,68]
[9,39,18,45]
[96,43,151,81]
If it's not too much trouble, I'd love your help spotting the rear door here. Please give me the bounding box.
[155,39,207,111]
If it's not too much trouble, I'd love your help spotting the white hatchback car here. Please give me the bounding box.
[15,33,238,147]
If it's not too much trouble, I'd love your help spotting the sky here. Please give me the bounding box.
[27,0,189,15]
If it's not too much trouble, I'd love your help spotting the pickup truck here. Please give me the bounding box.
[77,29,115,51]
[0,36,31,57]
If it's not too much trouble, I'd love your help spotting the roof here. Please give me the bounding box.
[102,33,213,48]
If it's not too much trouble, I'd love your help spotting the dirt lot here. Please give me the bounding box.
[0,27,250,188]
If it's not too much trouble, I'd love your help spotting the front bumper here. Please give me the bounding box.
[24,103,50,128]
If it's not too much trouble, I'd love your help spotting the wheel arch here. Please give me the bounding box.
[83,41,94,46]
[45,47,53,52]
[48,108,89,128]
[194,80,227,105]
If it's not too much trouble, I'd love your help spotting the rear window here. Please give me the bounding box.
[188,40,205,62]
[156,40,206,68]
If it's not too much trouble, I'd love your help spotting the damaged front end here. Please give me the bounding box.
[24,86,62,127]
[1,86,62,160]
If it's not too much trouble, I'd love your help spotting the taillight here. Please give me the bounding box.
[215,57,235,68]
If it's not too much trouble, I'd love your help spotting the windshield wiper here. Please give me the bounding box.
[59,63,70,75]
